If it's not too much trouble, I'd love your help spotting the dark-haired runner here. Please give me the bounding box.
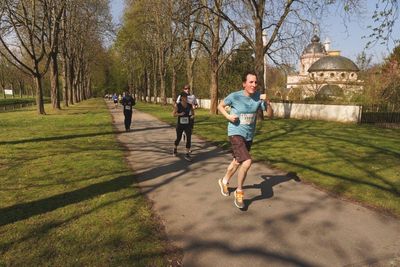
[217,71,273,209]
[173,92,194,161]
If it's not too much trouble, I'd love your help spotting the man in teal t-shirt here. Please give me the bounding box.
[217,71,273,209]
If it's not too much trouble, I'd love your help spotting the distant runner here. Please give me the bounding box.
[217,71,273,209]
[121,91,136,132]
[176,85,198,152]
[173,92,194,161]
[112,93,118,108]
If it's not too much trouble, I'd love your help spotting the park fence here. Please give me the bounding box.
[360,104,400,126]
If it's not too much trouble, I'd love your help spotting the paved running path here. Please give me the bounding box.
[108,102,399,267]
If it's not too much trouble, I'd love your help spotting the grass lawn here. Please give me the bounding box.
[0,99,179,266]
[135,102,400,217]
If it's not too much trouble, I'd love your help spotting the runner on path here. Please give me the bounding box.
[121,91,136,132]
[176,85,198,152]
[112,93,118,108]
[173,92,194,161]
[217,71,273,209]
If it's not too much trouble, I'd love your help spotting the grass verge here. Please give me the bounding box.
[0,99,179,266]
[135,101,400,217]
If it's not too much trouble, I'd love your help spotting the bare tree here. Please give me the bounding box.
[196,0,236,114]
[44,0,65,109]
[0,0,53,114]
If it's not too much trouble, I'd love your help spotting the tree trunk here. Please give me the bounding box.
[34,74,45,115]
[11,82,15,98]
[153,61,157,103]
[50,52,61,109]
[171,66,177,102]
[147,69,151,102]
[19,80,24,98]
[62,55,69,107]
[186,39,194,94]
[158,48,167,105]
[69,59,74,105]
[254,19,265,93]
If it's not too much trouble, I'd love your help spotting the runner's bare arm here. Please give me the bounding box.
[260,94,273,118]
[265,99,273,118]
[218,100,238,123]
[172,104,178,117]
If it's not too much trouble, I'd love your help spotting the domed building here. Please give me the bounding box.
[285,35,363,100]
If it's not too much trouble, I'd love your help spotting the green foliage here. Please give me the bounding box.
[0,98,35,106]
[0,99,176,266]
[219,43,255,97]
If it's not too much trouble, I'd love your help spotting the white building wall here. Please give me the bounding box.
[270,102,361,123]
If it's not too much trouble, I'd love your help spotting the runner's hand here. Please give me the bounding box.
[228,114,238,123]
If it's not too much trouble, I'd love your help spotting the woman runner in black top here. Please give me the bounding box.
[172,92,194,161]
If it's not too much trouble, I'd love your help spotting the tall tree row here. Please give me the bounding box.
[0,0,112,114]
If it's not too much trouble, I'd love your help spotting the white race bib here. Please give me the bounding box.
[239,113,255,125]
[124,106,131,110]
[179,117,189,124]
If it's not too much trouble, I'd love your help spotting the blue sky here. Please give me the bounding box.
[109,0,399,64]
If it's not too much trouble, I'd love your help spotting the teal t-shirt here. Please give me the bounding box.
[224,90,266,141]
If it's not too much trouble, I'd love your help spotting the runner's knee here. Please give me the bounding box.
[241,159,252,169]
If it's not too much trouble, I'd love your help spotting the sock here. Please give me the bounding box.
[222,177,229,185]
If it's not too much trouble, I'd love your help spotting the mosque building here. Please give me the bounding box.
[285,35,364,100]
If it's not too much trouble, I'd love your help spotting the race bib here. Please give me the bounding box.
[239,113,255,125]
[180,117,189,124]
[124,106,131,110]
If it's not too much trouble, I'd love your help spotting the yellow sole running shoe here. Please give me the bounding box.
[218,178,229,196]
[234,190,244,209]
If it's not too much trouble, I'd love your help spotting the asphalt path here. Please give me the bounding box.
[108,102,400,267]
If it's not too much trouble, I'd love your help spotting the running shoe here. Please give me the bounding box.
[173,148,177,156]
[218,178,229,196]
[234,190,245,209]
[184,153,192,161]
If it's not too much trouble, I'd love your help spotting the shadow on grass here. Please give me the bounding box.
[0,142,221,227]
[0,125,171,146]
[0,174,138,227]
[275,159,400,198]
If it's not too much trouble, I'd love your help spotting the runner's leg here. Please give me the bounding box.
[174,127,184,148]
[184,127,192,154]
[222,158,240,184]
[236,159,252,191]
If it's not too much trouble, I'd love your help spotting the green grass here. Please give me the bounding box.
[136,102,400,216]
[0,99,178,266]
